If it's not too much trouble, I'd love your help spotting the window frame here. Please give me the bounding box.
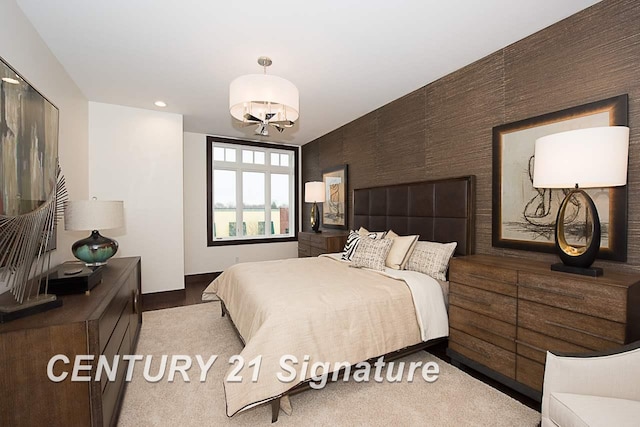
[206,136,299,246]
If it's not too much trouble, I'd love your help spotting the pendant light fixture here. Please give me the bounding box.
[229,56,299,136]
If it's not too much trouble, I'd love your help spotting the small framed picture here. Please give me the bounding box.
[322,165,348,229]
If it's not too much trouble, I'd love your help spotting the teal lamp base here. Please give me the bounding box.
[72,230,118,267]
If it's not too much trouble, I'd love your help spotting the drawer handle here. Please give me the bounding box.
[517,283,584,300]
[515,339,546,353]
[468,322,515,342]
[132,290,140,314]
[545,320,619,343]
[452,292,491,307]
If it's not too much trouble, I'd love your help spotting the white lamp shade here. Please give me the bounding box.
[229,74,299,123]
[533,126,629,189]
[304,181,325,203]
[64,200,125,231]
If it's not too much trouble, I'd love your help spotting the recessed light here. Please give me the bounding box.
[2,77,20,85]
[154,101,167,107]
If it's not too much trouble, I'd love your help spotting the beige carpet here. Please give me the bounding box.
[118,303,540,426]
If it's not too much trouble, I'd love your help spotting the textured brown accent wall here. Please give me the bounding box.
[302,0,640,272]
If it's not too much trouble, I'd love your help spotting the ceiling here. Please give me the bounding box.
[17,0,601,145]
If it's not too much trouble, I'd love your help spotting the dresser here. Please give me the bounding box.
[447,254,640,401]
[0,257,142,427]
[298,231,348,257]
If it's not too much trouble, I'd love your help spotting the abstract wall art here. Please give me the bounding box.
[492,95,628,261]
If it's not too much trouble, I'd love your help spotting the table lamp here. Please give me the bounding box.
[304,181,325,232]
[533,126,629,276]
[64,199,125,267]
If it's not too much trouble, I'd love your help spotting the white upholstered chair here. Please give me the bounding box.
[541,341,640,427]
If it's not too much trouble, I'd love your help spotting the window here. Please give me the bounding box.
[207,136,298,245]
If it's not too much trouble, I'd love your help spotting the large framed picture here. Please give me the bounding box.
[492,95,628,261]
[0,55,59,217]
[322,164,348,229]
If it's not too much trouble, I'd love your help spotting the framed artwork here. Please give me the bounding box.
[0,55,59,217]
[492,95,628,261]
[322,164,348,229]
[0,55,61,307]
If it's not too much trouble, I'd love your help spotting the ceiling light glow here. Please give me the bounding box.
[154,101,167,107]
[2,77,20,84]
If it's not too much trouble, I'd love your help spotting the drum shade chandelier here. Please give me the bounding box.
[229,56,299,137]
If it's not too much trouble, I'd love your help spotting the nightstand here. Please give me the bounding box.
[298,231,348,257]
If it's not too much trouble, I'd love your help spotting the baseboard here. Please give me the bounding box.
[184,272,221,286]
[142,288,185,299]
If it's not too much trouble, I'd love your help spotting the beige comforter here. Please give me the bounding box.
[203,255,445,416]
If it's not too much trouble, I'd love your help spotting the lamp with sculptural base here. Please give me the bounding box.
[533,126,629,277]
[64,199,124,267]
[304,181,325,233]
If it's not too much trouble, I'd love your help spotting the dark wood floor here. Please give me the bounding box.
[142,273,219,312]
[142,275,541,413]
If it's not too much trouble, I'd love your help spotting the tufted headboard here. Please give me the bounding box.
[353,176,475,256]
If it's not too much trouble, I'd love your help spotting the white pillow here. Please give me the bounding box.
[384,230,419,270]
[358,226,387,239]
[350,237,393,271]
[405,241,457,280]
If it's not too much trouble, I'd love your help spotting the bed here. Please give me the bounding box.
[203,176,475,421]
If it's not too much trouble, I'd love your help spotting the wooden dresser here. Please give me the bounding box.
[0,257,142,427]
[298,231,348,257]
[447,254,640,401]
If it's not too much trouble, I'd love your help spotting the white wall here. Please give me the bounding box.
[183,132,298,274]
[0,0,295,292]
[0,0,88,293]
[89,102,184,293]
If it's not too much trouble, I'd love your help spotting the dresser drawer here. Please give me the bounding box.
[518,271,628,323]
[449,305,516,352]
[516,355,544,391]
[449,259,517,297]
[99,277,132,352]
[449,282,516,324]
[308,238,327,251]
[516,327,590,365]
[450,329,515,379]
[298,245,311,257]
[298,233,312,243]
[310,247,325,257]
[325,236,347,253]
[100,299,132,392]
[518,299,625,350]
[101,324,131,427]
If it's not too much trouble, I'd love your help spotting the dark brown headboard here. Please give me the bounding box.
[353,176,475,256]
